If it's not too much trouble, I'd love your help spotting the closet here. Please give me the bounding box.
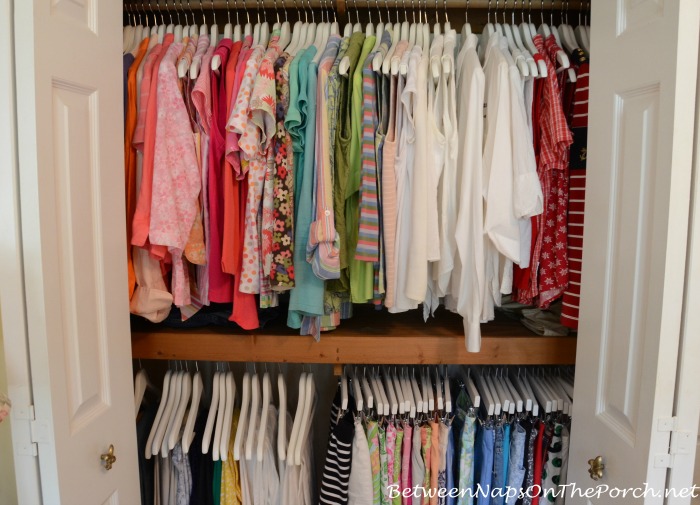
[2,0,700,504]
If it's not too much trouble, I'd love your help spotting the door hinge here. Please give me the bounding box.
[654,417,693,468]
[13,404,39,456]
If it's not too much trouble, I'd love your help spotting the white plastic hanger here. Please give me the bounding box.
[410,368,424,414]
[390,367,406,415]
[423,368,434,413]
[482,370,502,416]
[350,367,364,412]
[574,7,590,55]
[311,0,329,64]
[360,367,374,411]
[171,0,184,42]
[285,14,303,55]
[245,371,261,460]
[223,0,234,40]
[433,368,444,412]
[442,368,452,415]
[167,369,192,451]
[209,0,220,44]
[382,366,399,415]
[460,0,472,43]
[503,373,523,413]
[277,369,288,461]
[256,370,272,461]
[219,370,236,460]
[180,0,190,40]
[211,371,227,460]
[458,367,480,409]
[145,369,172,459]
[152,369,181,456]
[279,6,291,48]
[528,372,552,414]
[182,368,203,454]
[123,4,136,54]
[372,0,385,54]
[402,368,416,418]
[259,0,271,47]
[369,368,385,416]
[158,370,183,456]
[510,369,533,413]
[202,369,220,454]
[375,368,390,416]
[233,372,251,460]
[134,367,149,417]
[380,18,399,73]
[287,371,307,463]
[509,3,538,76]
[492,370,511,415]
[294,373,316,465]
[472,369,495,417]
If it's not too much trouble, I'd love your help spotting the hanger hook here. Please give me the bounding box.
[225,0,231,23]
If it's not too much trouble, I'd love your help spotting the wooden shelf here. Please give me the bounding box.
[131,306,576,365]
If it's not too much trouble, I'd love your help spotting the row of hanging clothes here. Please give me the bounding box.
[122,0,591,352]
[136,362,320,505]
[134,363,575,505]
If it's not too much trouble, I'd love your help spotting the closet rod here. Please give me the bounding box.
[125,0,587,11]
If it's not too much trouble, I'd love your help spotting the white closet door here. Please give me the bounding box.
[12,1,140,504]
[568,0,700,503]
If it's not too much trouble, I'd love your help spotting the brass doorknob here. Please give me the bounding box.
[100,444,117,471]
[588,455,604,481]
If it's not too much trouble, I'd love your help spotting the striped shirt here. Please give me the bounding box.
[319,391,355,505]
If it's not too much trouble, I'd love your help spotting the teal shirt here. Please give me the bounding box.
[288,46,321,328]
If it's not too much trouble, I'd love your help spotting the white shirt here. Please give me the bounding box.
[347,418,373,505]
[449,32,487,352]
[390,47,422,313]
[405,43,432,302]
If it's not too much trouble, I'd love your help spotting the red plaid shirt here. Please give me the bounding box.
[517,35,573,306]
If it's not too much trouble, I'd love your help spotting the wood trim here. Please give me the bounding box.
[131,307,576,365]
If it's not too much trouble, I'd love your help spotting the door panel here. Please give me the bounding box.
[13,1,140,503]
[568,0,700,503]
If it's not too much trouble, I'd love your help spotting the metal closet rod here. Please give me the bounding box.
[125,0,588,10]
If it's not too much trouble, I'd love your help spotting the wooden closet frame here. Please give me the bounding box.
[129,0,584,368]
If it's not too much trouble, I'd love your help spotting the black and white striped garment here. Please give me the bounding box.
[319,389,355,505]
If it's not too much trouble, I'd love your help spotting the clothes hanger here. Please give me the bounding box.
[202,367,221,454]
[182,364,203,454]
[209,0,220,44]
[483,369,503,416]
[423,368,434,413]
[341,366,350,412]
[528,371,553,414]
[272,0,281,32]
[377,0,396,72]
[442,367,452,415]
[155,0,167,42]
[233,371,251,460]
[460,0,471,42]
[152,367,181,456]
[433,367,444,413]
[484,0,496,39]
[260,0,271,46]
[410,368,424,414]
[169,0,183,41]
[390,367,406,416]
[352,0,362,32]
[369,368,385,416]
[372,0,385,55]
[232,0,242,41]
[178,0,189,40]
[382,366,399,416]
[279,0,292,46]
[244,368,261,460]
[312,0,329,64]
[277,367,288,461]
[134,366,149,417]
[509,369,532,413]
[123,3,136,54]
[167,365,192,452]
[330,0,339,34]
[375,368,390,416]
[442,0,450,33]
[574,2,590,54]
[145,368,172,459]
[294,372,316,465]
[287,370,307,463]
[223,0,234,39]
[399,368,418,419]
[302,0,317,49]
[360,367,375,411]
[253,0,262,45]
[492,369,512,415]
[285,0,302,53]
[365,0,376,38]
[502,371,523,414]
[164,0,176,36]
[158,368,183,456]
[211,370,227,460]
[219,368,236,460]
[457,367,480,409]
[256,369,272,461]
[350,367,364,412]
[471,369,495,417]
[244,0,254,40]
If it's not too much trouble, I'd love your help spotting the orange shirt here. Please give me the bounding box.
[124,37,150,298]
